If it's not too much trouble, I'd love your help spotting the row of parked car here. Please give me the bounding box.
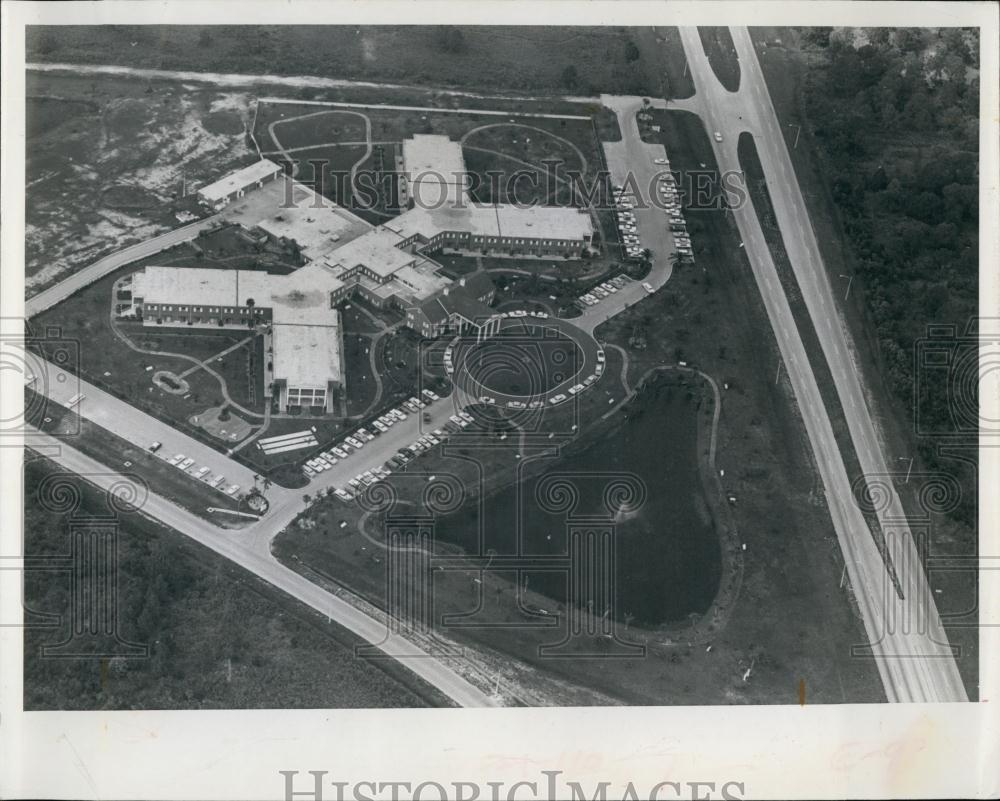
[654,156,695,264]
[302,389,442,479]
[612,185,645,260]
[331,410,471,504]
[154,445,241,497]
[578,274,630,309]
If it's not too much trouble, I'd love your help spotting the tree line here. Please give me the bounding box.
[802,28,979,523]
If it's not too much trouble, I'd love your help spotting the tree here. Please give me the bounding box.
[625,39,640,62]
[560,65,579,89]
[435,26,466,54]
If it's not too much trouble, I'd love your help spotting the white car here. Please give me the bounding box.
[654,157,668,165]
[549,393,567,405]
[507,400,526,409]
[642,282,655,293]
[180,458,195,470]
[478,395,496,405]
[226,485,240,496]
[714,131,723,142]
[345,436,364,449]
[596,350,606,363]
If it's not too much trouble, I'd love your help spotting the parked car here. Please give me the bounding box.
[714,131,723,142]
[149,441,162,453]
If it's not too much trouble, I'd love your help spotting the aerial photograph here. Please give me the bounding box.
[18,23,980,709]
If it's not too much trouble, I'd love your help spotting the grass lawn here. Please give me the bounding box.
[656,27,697,100]
[342,331,379,417]
[23,458,445,709]
[698,27,742,92]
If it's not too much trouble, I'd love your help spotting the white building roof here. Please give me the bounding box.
[386,203,593,242]
[256,181,371,261]
[198,159,283,204]
[133,265,341,391]
[494,204,593,241]
[322,226,416,278]
[272,323,341,390]
[402,134,469,209]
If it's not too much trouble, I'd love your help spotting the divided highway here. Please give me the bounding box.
[672,27,966,702]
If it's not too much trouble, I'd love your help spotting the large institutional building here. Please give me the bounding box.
[124,135,594,413]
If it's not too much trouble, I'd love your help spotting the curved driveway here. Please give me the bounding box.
[451,316,601,407]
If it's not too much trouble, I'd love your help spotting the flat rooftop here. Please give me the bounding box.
[402,134,469,209]
[387,203,593,242]
[272,322,341,389]
[322,226,416,279]
[198,159,283,203]
[256,181,371,261]
[133,265,341,390]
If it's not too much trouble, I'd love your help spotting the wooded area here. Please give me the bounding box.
[802,28,979,514]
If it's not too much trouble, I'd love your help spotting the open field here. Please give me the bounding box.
[25,71,256,293]
[22,458,444,709]
[29,26,656,96]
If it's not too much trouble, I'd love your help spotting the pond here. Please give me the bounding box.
[433,372,721,626]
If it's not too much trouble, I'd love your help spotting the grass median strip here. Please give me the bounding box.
[738,132,903,599]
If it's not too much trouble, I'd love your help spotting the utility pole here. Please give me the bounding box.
[898,456,914,484]
[839,274,853,300]
[775,361,783,385]
[788,123,802,149]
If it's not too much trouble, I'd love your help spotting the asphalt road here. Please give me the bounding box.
[26,427,496,708]
[673,26,966,702]
[30,354,261,491]
[25,215,222,318]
